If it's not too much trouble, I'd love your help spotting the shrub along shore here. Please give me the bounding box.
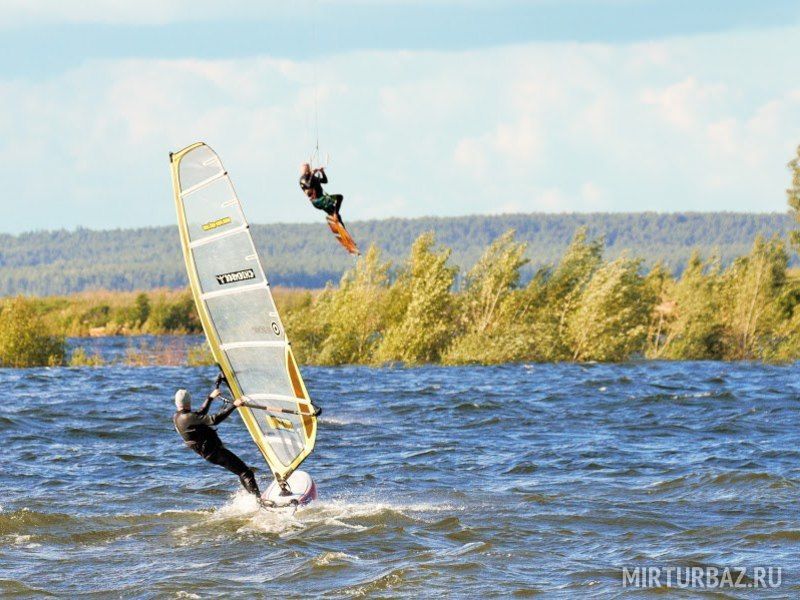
[2,226,800,368]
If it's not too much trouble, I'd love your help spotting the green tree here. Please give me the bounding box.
[768,277,800,362]
[376,233,457,364]
[658,252,724,360]
[109,292,151,329]
[134,292,151,324]
[643,261,674,357]
[315,245,391,365]
[566,256,654,361]
[445,230,529,363]
[282,290,326,365]
[81,304,111,328]
[511,227,605,361]
[144,291,200,333]
[787,144,800,250]
[0,297,65,367]
[719,236,787,359]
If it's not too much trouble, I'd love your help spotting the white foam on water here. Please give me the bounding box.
[292,491,464,533]
[214,490,305,535]
[315,498,461,518]
[156,509,212,517]
[439,541,487,557]
[214,489,264,518]
[5,534,41,549]
[171,494,300,541]
[319,415,375,427]
[313,551,360,566]
[175,488,463,540]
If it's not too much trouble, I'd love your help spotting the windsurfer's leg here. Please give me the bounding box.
[204,447,261,497]
[239,468,261,497]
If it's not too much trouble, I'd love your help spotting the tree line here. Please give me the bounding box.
[2,227,800,367]
[283,228,800,365]
[0,212,794,295]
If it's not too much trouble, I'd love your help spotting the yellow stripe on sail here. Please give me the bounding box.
[268,416,294,431]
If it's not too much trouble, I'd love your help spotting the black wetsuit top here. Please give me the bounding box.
[299,169,328,200]
[173,395,236,456]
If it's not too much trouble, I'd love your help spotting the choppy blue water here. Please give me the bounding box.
[2,358,800,598]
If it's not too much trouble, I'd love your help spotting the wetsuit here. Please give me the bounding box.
[299,168,344,220]
[173,394,260,497]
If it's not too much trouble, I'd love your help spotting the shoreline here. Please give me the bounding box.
[0,335,787,369]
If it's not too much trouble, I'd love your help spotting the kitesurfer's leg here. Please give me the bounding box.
[312,194,336,215]
[331,194,345,227]
[204,446,262,497]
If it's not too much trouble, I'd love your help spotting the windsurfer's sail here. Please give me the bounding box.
[169,142,317,482]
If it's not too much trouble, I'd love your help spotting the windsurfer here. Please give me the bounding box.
[299,162,345,226]
[172,374,262,501]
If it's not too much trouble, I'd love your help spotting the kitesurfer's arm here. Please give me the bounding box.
[315,168,328,184]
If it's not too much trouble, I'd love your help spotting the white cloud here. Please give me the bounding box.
[641,77,728,130]
[1,26,800,232]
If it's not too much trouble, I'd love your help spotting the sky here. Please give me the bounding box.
[1,0,800,233]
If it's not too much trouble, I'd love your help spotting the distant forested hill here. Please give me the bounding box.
[0,213,794,296]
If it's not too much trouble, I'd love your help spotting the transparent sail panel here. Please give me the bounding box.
[249,408,304,467]
[225,345,306,466]
[182,176,245,244]
[178,144,223,190]
[192,231,265,294]
[225,345,293,397]
[206,290,284,344]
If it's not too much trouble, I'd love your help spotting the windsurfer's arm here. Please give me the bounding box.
[208,403,236,425]
[196,389,221,416]
[315,168,328,184]
[208,397,243,425]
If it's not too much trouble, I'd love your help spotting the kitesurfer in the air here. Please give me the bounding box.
[299,162,345,226]
[173,373,263,502]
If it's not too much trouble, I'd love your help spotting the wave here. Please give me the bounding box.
[312,551,361,568]
[644,470,799,501]
[0,579,53,597]
[0,509,75,535]
[328,566,411,597]
[744,529,800,541]
[401,446,457,459]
